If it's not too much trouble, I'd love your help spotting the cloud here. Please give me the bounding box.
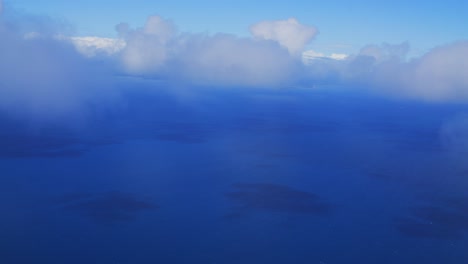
[360,41,468,101]
[0,11,310,123]
[358,42,410,62]
[171,33,298,87]
[302,41,468,101]
[2,1,468,126]
[404,41,468,100]
[117,16,177,74]
[0,12,116,121]
[329,53,348,60]
[117,16,301,87]
[67,36,126,57]
[302,49,348,64]
[250,18,318,56]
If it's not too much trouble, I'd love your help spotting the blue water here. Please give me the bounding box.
[1,84,468,263]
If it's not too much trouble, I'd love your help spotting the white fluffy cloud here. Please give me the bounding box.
[303,41,468,101]
[406,41,468,100]
[250,18,318,56]
[172,33,297,87]
[117,16,301,87]
[362,41,468,101]
[117,16,177,74]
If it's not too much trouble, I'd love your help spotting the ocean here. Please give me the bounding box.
[1,83,467,264]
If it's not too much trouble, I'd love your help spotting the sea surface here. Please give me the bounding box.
[1,83,468,264]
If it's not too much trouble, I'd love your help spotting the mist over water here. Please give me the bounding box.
[1,83,468,264]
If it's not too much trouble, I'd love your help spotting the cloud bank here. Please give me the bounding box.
[1,2,468,125]
[362,41,468,101]
[115,16,303,87]
[304,41,468,101]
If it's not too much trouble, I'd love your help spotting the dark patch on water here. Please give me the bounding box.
[225,183,332,216]
[0,118,213,158]
[396,217,464,240]
[396,195,468,240]
[0,117,122,159]
[58,191,158,224]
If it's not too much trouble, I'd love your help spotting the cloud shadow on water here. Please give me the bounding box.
[224,182,332,218]
[58,191,158,224]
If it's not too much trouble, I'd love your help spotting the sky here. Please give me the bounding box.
[5,0,468,56]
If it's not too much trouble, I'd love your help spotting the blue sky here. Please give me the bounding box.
[5,0,468,56]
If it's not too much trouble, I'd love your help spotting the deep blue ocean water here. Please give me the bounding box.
[1,83,468,264]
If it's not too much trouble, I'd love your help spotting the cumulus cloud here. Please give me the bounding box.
[405,41,468,100]
[250,18,318,56]
[171,33,298,87]
[117,15,301,87]
[117,16,177,74]
[302,41,468,101]
[360,41,468,101]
